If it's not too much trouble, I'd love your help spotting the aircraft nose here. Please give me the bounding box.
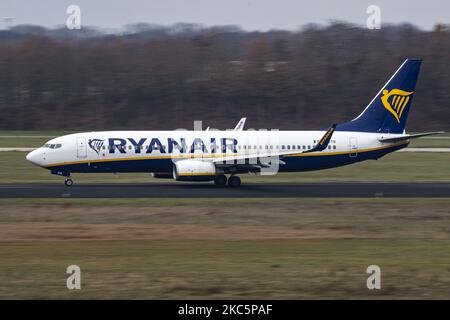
[26,149,41,166]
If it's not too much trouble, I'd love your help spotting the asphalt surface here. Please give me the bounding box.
[0,182,449,198]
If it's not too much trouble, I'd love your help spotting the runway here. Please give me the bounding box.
[0,182,450,198]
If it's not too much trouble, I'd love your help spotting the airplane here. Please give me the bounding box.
[26,58,443,187]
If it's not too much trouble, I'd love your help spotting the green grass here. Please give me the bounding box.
[0,137,51,147]
[0,198,450,299]
[0,130,75,136]
[1,150,449,183]
[0,131,74,148]
[409,138,450,148]
[1,197,449,236]
[2,239,450,299]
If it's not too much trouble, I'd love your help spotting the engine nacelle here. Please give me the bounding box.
[173,159,216,181]
[151,172,173,179]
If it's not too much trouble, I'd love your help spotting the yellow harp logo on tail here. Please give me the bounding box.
[381,89,414,123]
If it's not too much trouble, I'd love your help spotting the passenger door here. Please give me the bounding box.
[349,137,358,158]
[76,137,87,158]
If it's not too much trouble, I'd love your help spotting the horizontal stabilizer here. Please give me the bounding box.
[379,131,445,143]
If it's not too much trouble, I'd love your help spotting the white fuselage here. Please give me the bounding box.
[26,130,407,176]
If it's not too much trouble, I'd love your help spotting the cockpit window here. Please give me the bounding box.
[43,143,62,149]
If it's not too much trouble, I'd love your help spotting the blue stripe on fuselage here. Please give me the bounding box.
[47,143,406,174]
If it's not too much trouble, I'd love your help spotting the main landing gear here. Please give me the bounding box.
[227,175,241,188]
[64,177,74,187]
[214,174,228,187]
[214,174,241,187]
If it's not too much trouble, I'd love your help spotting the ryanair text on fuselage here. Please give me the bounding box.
[102,137,239,154]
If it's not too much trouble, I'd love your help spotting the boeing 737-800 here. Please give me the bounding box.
[26,59,442,187]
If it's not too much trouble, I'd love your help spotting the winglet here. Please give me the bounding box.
[303,124,337,153]
[234,117,246,131]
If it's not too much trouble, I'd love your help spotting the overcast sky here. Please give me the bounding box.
[0,0,448,31]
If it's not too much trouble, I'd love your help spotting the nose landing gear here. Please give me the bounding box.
[51,170,73,186]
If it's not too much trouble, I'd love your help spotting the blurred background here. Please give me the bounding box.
[0,0,448,131]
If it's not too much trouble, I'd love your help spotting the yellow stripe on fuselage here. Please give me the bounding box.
[44,141,408,168]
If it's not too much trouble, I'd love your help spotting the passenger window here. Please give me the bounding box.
[287,145,290,150]
[333,145,336,149]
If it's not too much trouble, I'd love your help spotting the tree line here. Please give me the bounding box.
[0,22,449,131]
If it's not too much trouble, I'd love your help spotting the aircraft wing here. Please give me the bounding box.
[212,124,337,167]
[379,131,444,143]
[212,150,296,166]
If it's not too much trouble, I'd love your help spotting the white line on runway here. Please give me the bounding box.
[414,136,450,139]
[0,148,35,151]
[398,148,450,152]
[0,136,56,138]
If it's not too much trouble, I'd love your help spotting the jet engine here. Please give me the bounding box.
[173,159,216,181]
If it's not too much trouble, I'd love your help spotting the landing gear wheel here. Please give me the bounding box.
[214,174,227,186]
[228,175,241,188]
[64,178,73,187]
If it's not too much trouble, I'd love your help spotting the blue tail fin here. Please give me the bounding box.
[336,59,422,134]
